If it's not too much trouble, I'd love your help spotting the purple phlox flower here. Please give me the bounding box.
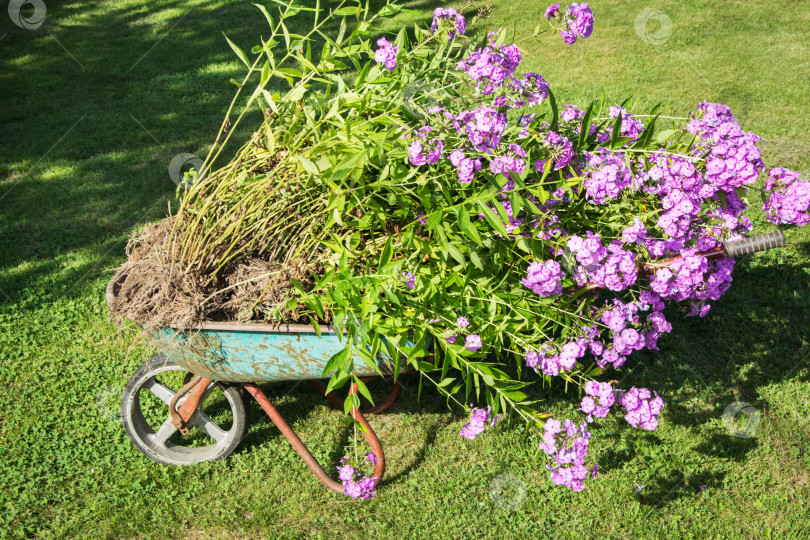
[544,131,574,170]
[337,463,355,483]
[460,405,494,439]
[561,104,584,123]
[622,218,647,244]
[609,106,644,142]
[457,316,470,328]
[431,7,466,40]
[545,3,561,20]
[540,416,596,491]
[465,334,483,352]
[583,149,633,204]
[343,476,378,500]
[567,231,607,269]
[402,271,416,290]
[373,37,398,72]
[763,168,810,226]
[366,451,378,466]
[408,137,444,166]
[550,3,594,45]
[620,387,665,431]
[521,259,563,297]
[456,41,521,95]
[580,380,615,418]
[635,483,646,492]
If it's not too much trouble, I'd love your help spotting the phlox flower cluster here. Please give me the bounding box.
[545,3,594,45]
[763,168,810,226]
[688,102,764,193]
[620,387,665,431]
[454,106,509,152]
[539,384,663,490]
[609,106,645,142]
[430,7,466,40]
[521,259,563,297]
[649,248,734,308]
[583,149,633,204]
[401,271,416,290]
[622,218,647,244]
[373,37,398,72]
[408,137,444,166]
[460,405,498,439]
[337,459,378,500]
[525,338,588,376]
[539,131,574,171]
[580,381,615,419]
[448,149,482,184]
[455,38,521,96]
[539,419,596,491]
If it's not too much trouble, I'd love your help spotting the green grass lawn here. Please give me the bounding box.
[2,0,810,537]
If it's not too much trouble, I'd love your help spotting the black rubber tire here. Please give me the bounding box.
[121,353,247,466]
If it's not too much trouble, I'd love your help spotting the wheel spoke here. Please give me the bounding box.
[149,418,178,446]
[143,377,176,406]
[193,413,228,442]
[198,382,217,407]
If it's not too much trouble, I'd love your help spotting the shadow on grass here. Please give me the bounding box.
[231,372,455,485]
[0,0,442,307]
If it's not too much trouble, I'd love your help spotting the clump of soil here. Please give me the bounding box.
[108,218,324,330]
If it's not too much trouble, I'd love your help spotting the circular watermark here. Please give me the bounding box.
[8,0,46,30]
[489,473,528,511]
[634,8,672,45]
[401,81,440,120]
[168,153,205,186]
[96,385,124,423]
[722,401,761,439]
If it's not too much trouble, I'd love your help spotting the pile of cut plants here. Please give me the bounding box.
[110,0,810,497]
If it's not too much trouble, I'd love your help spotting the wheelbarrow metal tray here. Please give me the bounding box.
[150,322,411,383]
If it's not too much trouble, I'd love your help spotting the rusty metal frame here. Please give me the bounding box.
[308,378,403,415]
[241,381,387,494]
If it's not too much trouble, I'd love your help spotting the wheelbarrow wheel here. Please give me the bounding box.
[121,353,247,466]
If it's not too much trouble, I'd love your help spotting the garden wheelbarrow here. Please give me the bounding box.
[106,230,784,494]
[106,277,412,494]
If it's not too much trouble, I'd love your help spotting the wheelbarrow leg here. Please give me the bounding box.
[241,382,385,495]
[309,378,402,415]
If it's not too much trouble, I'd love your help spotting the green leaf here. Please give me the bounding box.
[655,129,678,144]
[477,201,509,237]
[223,34,251,68]
[334,6,359,16]
[308,315,322,337]
[281,21,291,49]
[578,101,595,148]
[610,113,623,148]
[260,60,271,88]
[253,3,274,28]
[353,377,375,406]
[379,238,393,268]
[322,346,352,376]
[284,84,306,102]
[298,155,320,175]
[548,89,559,132]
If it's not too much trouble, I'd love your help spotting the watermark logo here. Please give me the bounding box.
[8,0,46,30]
[96,385,124,423]
[402,81,440,120]
[634,8,672,45]
[722,401,761,439]
[489,473,528,511]
[168,153,205,186]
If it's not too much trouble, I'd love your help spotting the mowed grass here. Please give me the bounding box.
[1,0,809,537]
